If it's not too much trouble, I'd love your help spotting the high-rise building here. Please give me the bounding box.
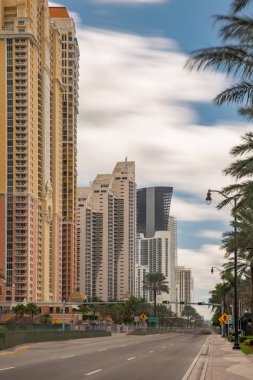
[136,187,177,307]
[176,266,194,316]
[137,187,173,238]
[50,6,79,302]
[77,161,136,301]
[0,1,78,302]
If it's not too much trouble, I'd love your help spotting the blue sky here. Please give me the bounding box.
[51,0,251,317]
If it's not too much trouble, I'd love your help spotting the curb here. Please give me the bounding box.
[0,345,31,357]
[181,337,211,380]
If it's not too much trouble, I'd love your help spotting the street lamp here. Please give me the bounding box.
[211,266,226,338]
[206,189,240,350]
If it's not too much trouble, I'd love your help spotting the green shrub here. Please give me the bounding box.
[227,335,235,342]
[240,336,253,342]
[244,338,253,346]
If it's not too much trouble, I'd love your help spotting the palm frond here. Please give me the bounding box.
[238,106,253,120]
[223,159,253,179]
[231,0,252,13]
[214,81,253,106]
[185,45,253,79]
[230,132,253,156]
[215,15,253,43]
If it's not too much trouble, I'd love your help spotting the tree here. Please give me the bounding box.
[215,133,253,334]
[41,313,52,324]
[26,303,39,324]
[142,273,169,317]
[181,305,202,328]
[231,0,253,13]
[186,3,253,124]
[13,304,27,320]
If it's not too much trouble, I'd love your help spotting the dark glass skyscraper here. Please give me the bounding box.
[137,187,173,238]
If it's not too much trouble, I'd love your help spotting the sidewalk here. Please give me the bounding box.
[187,334,253,380]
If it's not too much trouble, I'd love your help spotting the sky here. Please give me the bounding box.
[50,0,251,319]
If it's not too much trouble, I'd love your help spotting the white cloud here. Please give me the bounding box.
[197,230,224,240]
[76,27,250,224]
[179,245,225,319]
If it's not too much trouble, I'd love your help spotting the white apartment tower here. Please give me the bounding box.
[136,187,177,307]
[77,161,136,301]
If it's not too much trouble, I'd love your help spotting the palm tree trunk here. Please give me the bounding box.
[154,289,157,317]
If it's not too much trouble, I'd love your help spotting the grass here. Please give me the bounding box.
[241,345,253,355]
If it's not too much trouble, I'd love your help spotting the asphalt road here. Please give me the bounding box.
[0,332,207,380]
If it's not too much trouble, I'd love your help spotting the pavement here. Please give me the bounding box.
[187,334,253,380]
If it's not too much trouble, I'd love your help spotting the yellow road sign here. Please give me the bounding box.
[140,313,148,322]
[223,313,230,323]
[219,313,231,325]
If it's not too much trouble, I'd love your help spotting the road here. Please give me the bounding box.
[0,332,207,380]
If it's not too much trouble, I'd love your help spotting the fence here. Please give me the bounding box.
[0,330,111,350]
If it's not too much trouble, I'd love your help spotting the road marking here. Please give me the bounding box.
[60,355,75,359]
[85,369,103,376]
[149,350,154,353]
[121,345,126,347]
[0,367,15,371]
[127,357,136,361]
[0,346,31,357]
[161,346,165,348]
[97,349,106,351]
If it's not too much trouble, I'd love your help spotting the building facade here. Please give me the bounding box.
[77,161,136,301]
[176,266,194,316]
[137,186,173,238]
[0,1,78,302]
[136,187,177,307]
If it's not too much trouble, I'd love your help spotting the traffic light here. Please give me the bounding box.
[162,301,170,304]
[197,302,205,305]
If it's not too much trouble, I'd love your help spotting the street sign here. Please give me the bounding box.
[140,313,148,322]
[148,317,159,323]
[134,316,140,322]
[219,313,231,325]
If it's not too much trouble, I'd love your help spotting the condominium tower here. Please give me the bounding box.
[176,266,194,316]
[77,161,136,301]
[0,1,79,302]
[136,187,177,307]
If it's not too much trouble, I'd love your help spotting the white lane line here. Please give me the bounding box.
[149,350,154,353]
[85,369,103,376]
[59,355,75,359]
[97,349,106,352]
[127,357,136,361]
[0,367,15,371]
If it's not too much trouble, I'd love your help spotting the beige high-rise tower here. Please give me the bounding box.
[0,1,79,302]
[77,161,136,301]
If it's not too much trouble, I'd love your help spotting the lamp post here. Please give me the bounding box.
[211,266,226,338]
[206,189,240,350]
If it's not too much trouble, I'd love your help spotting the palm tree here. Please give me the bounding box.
[26,303,39,325]
[142,273,169,317]
[231,0,253,13]
[185,3,253,122]
[13,304,27,321]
